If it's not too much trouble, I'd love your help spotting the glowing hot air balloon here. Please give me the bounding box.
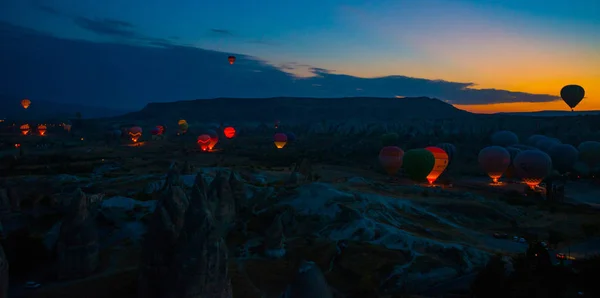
[128,126,142,142]
[156,125,166,135]
[436,143,456,164]
[378,146,404,176]
[424,146,449,184]
[274,132,287,149]
[37,124,47,136]
[402,149,435,182]
[21,99,31,109]
[20,124,30,135]
[560,85,585,111]
[228,56,236,65]
[513,150,553,189]
[224,126,236,139]
[64,124,72,133]
[197,134,211,151]
[478,146,511,183]
[205,129,219,150]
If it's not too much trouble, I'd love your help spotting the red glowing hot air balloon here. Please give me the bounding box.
[378,146,404,175]
[228,56,236,65]
[20,124,30,135]
[424,146,449,184]
[21,99,31,109]
[197,134,211,151]
[205,129,219,150]
[274,132,287,149]
[37,124,47,136]
[224,126,236,139]
[478,146,511,183]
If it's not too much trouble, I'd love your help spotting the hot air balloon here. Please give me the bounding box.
[578,141,600,168]
[156,125,166,135]
[178,120,188,134]
[37,124,47,136]
[128,126,142,142]
[224,126,236,139]
[504,147,523,179]
[286,132,297,142]
[206,129,219,150]
[513,150,553,189]
[274,120,280,129]
[491,131,519,147]
[378,146,404,176]
[274,132,288,149]
[150,127,160,135]
[402,149,435,182]
[478,146,511,183]
[64,124,72,133]
[228,55,236,65]
[20,124,30,135]
[535,137,561,153]
[548,144,579,173]
[381,133,400,147]
[21,99,31,109]
[424,146,449,184]
[560,85,585,111]
[197,134,211,151]
[527,135,546,146]
[436,143,456,164]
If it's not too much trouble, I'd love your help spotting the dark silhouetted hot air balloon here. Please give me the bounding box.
[402,148,435,182]
[129,126,142,142]
[286,132,297,142]
[436,143,456,164]
[274,132,287,149]
[224,126,236,139]
[20,124,30,135]
[514,150,552,188]
[178,120,188,134]
[37,124,47,136]
[535,137,561,153]
[491,131,519,147]
[206,129,219,150]
[478,146,511,183]
[381,133,399,147]
[424,146,449,184]
[379,146,404,176]
[21,99,31,109]
[228,56,236,65]
[527,135,546,146]
[197,134,211,151]
[578,141,600,168]
[548,144,578,173]
[560,85,585,111]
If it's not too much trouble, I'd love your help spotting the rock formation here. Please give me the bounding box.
[229,171,247,215]
[208,172,236,236]
[165,173,233,298]
[0,243,7,298]
[0,189,10,219]
[281,261,333,298]
[264,213,286,258]
[56,188,99,280]
[296,158,313,182]
[138,169,190,298]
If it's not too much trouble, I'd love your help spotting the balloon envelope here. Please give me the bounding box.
[478,146,511,182]
[527,135,546,146]
[205,129,219,149]
[513,150,552,188]
[274,132,288,148]
[536,138,561,153]
[20,124,30,135]
[436,143,456,163]
[197,134,211,151]
[21,99,31,109]
[402,149,435,182]
[560,85,585,110]
[548,144,578,173]
[128,126,142,142]
[228,56,236,65]
[150,128,160,135]
[424,146,449,184]
[491,131,519,147]
[379,146,404,176]
[224,126,236,139]
[37,124,47,136]
[578,141,600,168]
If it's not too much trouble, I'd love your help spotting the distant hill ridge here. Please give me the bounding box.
[497,110,600,117]
[116,96,472,124]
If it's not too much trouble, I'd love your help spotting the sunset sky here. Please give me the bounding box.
[1,0,598,112]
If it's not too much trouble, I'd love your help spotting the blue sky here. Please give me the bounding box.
[0,0,598,112]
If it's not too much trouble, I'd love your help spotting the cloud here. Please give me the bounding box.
[209,28,234,36]
[0,21,559,110]
[30,0,63,16]
[73,17,137,38]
